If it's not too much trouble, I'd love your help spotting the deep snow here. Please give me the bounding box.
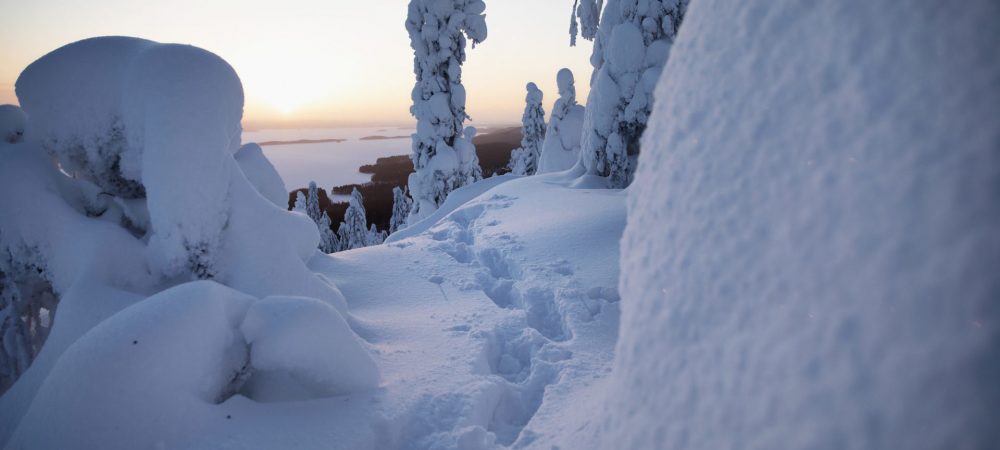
[603,0,1000,449]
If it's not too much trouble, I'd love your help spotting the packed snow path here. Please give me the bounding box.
[306,173,624,449]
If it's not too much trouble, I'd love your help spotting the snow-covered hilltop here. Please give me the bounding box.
[1,0,997,449]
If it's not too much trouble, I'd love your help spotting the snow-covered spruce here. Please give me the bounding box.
[337,188,384,251]
[300,181,340,253]
[574,0,688,187]
[405,0,487,223]
[507,82,546,176]
[570,0,603,46]
[388,186,413,235]
[603,0,1000,448]
[1,37,376,445]
[0,105,27,144]
[538,68,585,174]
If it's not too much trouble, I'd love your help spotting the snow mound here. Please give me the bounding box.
[6,281,255,450]
[606,0,1000,449]
[234,142,288,208]
[538,69,584,174]
[240,296,380,402]
[0,105,26,143]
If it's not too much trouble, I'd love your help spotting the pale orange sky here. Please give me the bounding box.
[0,0,594,128]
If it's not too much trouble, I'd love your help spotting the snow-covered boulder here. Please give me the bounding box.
[605,0,1000,449]
[240,296,380,402]
[0,105,26,144]
[537,69,584,174]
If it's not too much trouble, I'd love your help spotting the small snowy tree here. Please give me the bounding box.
[389,186,413,234]
[366,224,387,247]
[405,0,488,223]
[508,83,546,176]
[299,181,339,253]
[293,191,307,214]
[572,0,689,187]
[538,68,586,173]
[337,188,371,251]
[306,181,322,222]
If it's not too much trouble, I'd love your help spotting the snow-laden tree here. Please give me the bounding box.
[298,182,338,253]
[337,188,372,251]
[538,68,586,173]
[305,181,322,222]
[571,0,689,187]
[293,191,307,214]
[317,211,340,254]
[508,83,546,176]
[389,186,413,234]
[570,0,603,46]
[366,224,387,247]
[405,0,488,223]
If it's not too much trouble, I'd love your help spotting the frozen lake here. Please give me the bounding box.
[242,127,415,197]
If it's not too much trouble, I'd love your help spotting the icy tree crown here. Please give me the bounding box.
[508,83,546,176]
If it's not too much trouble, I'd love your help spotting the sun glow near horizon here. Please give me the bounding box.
[0,0,594,129]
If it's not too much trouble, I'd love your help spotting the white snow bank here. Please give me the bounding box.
[6,281,255,450]
[387,174,517,243]
[240,296,379,402]
[234,142,288,208]
[605,0,1000,449]
[0,105,26,143]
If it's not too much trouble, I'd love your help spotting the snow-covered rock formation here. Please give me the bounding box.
[405,0,488,223]
[605,0,1000,448]
[537,68,584,174]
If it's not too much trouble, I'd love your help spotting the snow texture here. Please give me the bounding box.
[406,0,488,223]
[605,0,1000,449]
[507,83,545,176]
[537,69,584,174]
[0,105,26,144]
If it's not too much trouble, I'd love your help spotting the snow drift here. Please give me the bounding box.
[1,37,376,447]
[605,0,1000,449]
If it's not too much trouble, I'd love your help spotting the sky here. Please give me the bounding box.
[0,0,594,129]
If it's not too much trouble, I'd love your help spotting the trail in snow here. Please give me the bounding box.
[309,173,625,449]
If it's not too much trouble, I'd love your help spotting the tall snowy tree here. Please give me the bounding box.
[508,82,546,176]
[366,224,387,247]
[293,191,307,214]
[337,188,373,251]
[405,0,488,223]
[571,0,688,187]
[389,186,413,234]
[298,181,339,253]
[538,68,586,173]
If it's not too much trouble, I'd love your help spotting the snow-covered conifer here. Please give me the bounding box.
[306,181,322,222]
[575,0,689,187]
[337,188,371,251]
[366,224,387,247]
[389,186,412,234]
[405,0,488,223]
[508,83,546,176]
[317,211,339,254]
[539,68,586,173]
[293,191,307,214]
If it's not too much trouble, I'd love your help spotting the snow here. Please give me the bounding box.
[0,105,26,143]
[537,68,584,174]
[603,0,1000,449]
[240,296,379,402]
[234,143,288,208]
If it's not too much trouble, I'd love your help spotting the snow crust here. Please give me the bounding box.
[605,0,1000,448]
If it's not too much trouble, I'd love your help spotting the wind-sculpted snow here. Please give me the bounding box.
[0,105,26,144]
[537,69,584,174]
[1,37,373,447]
[606,0,1000,449]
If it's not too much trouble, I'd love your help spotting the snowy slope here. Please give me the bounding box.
[602,0,1000,449]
